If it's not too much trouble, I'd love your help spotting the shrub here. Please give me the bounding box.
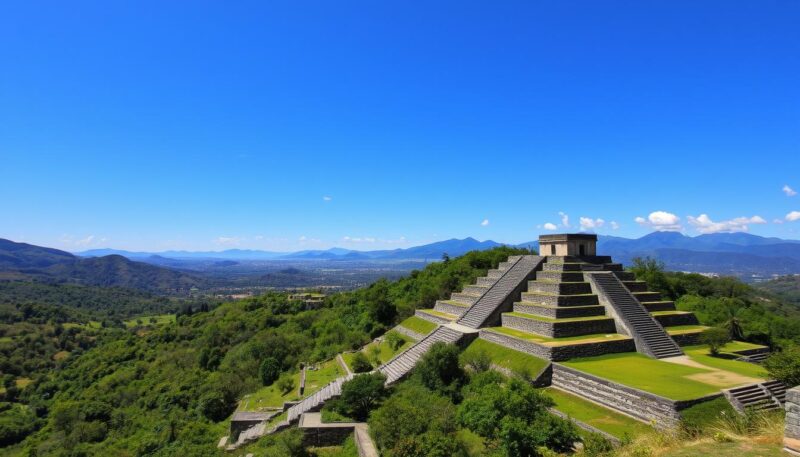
[277,375,295,395]
[259,357,281,386]
[460,348,491,373]
[332,372,388,421]
[350,352,373,373]
[385,331,406,351]
[700,327,731,355]
[764,345,800,387]
[416,342,465,399]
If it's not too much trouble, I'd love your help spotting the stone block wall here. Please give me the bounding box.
[478,329,636,362]
[301,425,355,447]
[552,364,682,426]
[501,314,616,338]
[514,302,604,319]
[653,312,699,327]
[787,387,800,455]
[670,332,702,347]
[414,310,450,325]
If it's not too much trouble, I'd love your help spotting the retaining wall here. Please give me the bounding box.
[551,364,722,427]
[478,329,635,362]
[501,314,616,338]
[786,387,800,456]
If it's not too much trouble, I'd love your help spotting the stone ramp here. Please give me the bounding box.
[587,272,683,359]
[457,255,544,328]
[378,325,466,384]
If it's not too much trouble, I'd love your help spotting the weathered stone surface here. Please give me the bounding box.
[551,364,720,427]
[670,332,702,347]
[788,387,800,455]
[414,309,450,324]
[652,312,699,327]
[501,313,616,338]
[513,302,605,319]
[520,292,599,307]
[478,329,635,361]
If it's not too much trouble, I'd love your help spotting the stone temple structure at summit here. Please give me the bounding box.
[228,233,788,449]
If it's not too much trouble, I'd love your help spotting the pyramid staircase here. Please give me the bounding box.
[586,271,684,358]
[724,380,788,412]
[378,325,467,384]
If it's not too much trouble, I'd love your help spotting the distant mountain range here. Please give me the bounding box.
[77,232,800,279]
[0,239,204,293]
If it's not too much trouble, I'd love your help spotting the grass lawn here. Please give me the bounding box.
[238,359,343,411]
[399,315,437,335]
[341,333,414,370]
[419,309,455,319]
[562,353,722,400]
[544,387,653,439]
[682,345,767,379]
[124,314,176,328]
[488,327,630,346]
[462,338,548,375]
[666,325,709,335]
[665,439,783,456]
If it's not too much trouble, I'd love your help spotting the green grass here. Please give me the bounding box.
[399,315,437,335]
[321,408,353,423]
[505,312,610,323]
[562,353,723,400]
[341,333,413,369]
[488,327,630,346]
[124,314,176,328]
[679,396,736,430]
[682,345,767,379]
[62,321,102,330]
[717,341,769,352]
[666,325,709,334]
[418,309,454,319]
[462,338,549,375]
[544,387,653,439]
[238,358,343,411]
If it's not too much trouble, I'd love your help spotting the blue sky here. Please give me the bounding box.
[1,1,799,252]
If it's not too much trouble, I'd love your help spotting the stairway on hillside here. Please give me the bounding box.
[378,325,466,384]
[456,255,543,328]
[586,272,683,359]
[725,380,787,412]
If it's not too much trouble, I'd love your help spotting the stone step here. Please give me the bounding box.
[514,302,607,319]
[613,271,636,281]
[641,301,677,312]
[487,269,504,279]
[415,309,455,324]
[633,291,662,302]
[520,292,599,307]
[528,281,592,295]
[462,285,489,296]
[434,300,469,317]
[623,281,649,292]
[536,271,586,282]
[652,311,700,327]
[476,276,498,286]
[450,292,480,305]
[498,261,513,271]
[543,262,584,272]
[501,313,617,338]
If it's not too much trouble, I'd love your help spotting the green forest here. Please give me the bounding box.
[1,248,799,456]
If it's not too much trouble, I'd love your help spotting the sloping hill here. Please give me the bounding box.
[0,239,205,294]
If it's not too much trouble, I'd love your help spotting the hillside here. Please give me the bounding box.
[0,239,205,294]
[757,275,800,307]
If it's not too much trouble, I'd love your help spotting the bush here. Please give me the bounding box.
[764,345,800,386]
[700,327,731,355]
[332,372,388,421]
[460,348,491,373]
[416,342,465,399]
[0,405,39,446]
[385,331,406,351]
[350,352,373,373]
[259,357,281,386]
[277,375,295,395]
[198,390,234,422]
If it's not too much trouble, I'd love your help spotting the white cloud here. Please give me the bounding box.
[543,222,558,231]
[686,214,767,234]
[610,221,620,230]
[59,234,107,248]
[481,219,490,227]
[579,217,605,231]
[214,236,241,246]
[787,211,800,222]
[322,196,332,202]
[635,211,682,231]
[558,212,570,228]
[343,236,377,243]
[774,219,785,224]
[783,185,797,197]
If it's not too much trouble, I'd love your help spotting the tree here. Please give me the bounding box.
[385,331,406,351]
[630,257,674,299]
[764,346,800,387]
[416,342,465,399]
[333,372,388,421]
[350,352,373,373]
[723,307,745,341]
[700,327,731,355]
[199,390,234,422]
[259,357,281,386]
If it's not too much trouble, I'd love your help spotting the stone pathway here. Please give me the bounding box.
[336,353,353,377]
